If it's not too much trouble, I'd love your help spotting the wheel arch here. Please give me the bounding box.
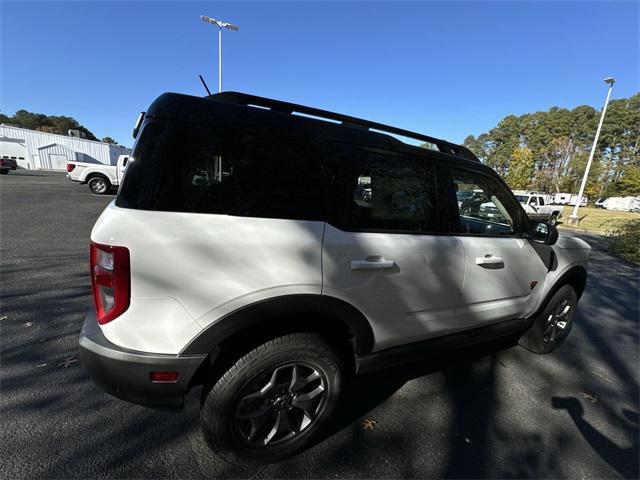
[531,265,587,320]
[181,294,375,359]
[86,171,110,182]
[85,172,112,189]
[556,265,588,299]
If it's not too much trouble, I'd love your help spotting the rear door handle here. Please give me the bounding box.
[350,257,395,270]
[475,255,504,267]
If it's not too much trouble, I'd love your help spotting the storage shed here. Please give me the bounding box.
[0,125,130,171]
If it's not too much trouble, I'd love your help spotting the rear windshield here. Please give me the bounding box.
[116,119,326,220]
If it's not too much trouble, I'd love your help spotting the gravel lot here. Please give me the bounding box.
[1,171,638,479]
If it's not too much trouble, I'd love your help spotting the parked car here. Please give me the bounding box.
[514,192,564,224]
[602,196,640,212]
[79,92,591,465]
[66,154,129,194]
[0,157,18,174]
[595,197,608,209]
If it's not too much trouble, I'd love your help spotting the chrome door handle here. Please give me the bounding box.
[475,255,504,267]
[350,258,396,270]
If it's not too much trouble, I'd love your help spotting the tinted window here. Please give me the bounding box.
[116,119,325,221]
[446,167,527,236]
[324,149,439,233]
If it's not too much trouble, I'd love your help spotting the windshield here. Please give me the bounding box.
[514,195,528,203]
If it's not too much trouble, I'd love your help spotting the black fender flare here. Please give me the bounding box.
[180,294,375,356]
[528,266,588,322]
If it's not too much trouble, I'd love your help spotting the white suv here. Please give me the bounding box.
[79,92,591,465]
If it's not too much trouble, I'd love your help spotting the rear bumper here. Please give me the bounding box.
[79,309,207,409]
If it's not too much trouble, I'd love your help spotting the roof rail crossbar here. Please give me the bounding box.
[210,92,479,162]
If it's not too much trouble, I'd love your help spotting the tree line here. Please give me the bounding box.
[462,93,640,198]
[0,109,118,144]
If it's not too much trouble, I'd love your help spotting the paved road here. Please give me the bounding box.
[1,171,638,479]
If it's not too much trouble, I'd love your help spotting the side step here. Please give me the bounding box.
[355,318,532,374]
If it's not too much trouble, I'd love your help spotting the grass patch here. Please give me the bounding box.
[610,220,640,264]
[558,207,640,235]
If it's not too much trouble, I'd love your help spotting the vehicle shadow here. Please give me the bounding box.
[324,335,519,442]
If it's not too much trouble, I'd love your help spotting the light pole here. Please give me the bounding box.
[567,77,616,226]
[200,15,239,93]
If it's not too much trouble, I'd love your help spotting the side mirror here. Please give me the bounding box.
[529,220,558,245]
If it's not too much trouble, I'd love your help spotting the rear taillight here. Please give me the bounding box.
[67,163,76,172]
[90,242,130,324]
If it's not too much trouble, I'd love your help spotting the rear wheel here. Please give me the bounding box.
[88,176,110,194]
[200,333,344,465]
[520,284,577,354]
[548,213,559,225]
[0,169,8,175]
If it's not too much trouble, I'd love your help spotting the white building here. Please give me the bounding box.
[0,125,130,171]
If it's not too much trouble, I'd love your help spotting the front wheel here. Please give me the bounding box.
[88,176,110,194]
[201,333,344,465]
[519,284,577,354]
[0,169,8,175]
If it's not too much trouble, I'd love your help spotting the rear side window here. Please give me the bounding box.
[116,119,325,220]
[324,148,439,233]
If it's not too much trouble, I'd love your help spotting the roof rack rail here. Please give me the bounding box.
[209,91,479,162]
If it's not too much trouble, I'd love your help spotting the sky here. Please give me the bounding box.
[1,1,638,147]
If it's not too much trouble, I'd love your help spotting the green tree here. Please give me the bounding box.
[1,109,99,141]
[464,92,639,194]
[101,137,118,144]
[506,146,534,189]
[612,165,640,196]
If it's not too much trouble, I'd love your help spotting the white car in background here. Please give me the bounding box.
[514,192,564,224]
[602,196,640,212]
[66,154,129,194]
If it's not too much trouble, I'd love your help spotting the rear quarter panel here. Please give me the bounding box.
[90,203,324,353]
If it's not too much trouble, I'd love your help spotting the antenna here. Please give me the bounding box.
[199,74,212,96]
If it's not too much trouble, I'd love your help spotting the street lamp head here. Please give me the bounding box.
[201,15,239,31]
[223,22,240,31]
[604,77,615,85]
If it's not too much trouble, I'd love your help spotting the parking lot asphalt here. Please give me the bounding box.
[1,171,638,479]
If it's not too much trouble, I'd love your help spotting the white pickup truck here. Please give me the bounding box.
[66,155,129,194]
[514,192,564,224]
